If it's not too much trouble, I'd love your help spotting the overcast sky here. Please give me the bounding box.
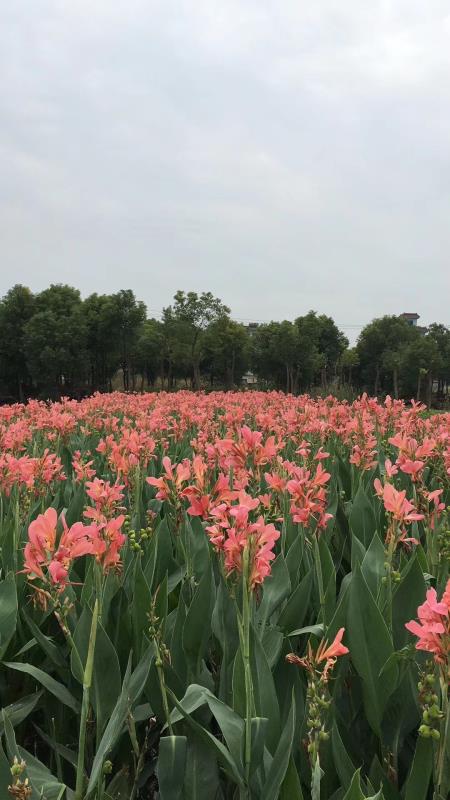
[1,1,450,343]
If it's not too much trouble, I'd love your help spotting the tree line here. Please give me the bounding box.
[0,283,449,404]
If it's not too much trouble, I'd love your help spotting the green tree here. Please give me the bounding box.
[295,311,348,388]
[84,293,121,391]
[356,316,418,396]
[0,285,35,401]
[340,347,359,386]
[134,318,164,389]
[110,290,147,391]
[400,335,443,405]
[163,291,230,389]
[203,318,250,388]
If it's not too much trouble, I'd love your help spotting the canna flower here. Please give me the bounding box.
[405,583,450,668]
[287,627,349,681]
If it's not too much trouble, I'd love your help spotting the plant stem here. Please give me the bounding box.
[155,648,174,735]
[436,676,449,799]
[75,600,99,800]
[242,546,253,793]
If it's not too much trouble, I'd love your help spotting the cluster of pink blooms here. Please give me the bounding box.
[406,582,450,671]
[0,450,65,496]
[204,491,280,588]
[23,479,126,589]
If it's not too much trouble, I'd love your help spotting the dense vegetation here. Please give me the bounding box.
[0,284,449,403]
[0,391,449,799]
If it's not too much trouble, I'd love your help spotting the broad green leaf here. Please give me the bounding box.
[404,736,433,800]
[288,624,324,638]
[168,683,244,772]
[332,721,357,790]
[132,556,152,659]
[347,567,398,736]
[167,688,244,788]
[0,691,43,735]
[361,532,385,598]
[4,661,79,712]
[349,485,377,548]
[157,736,187,800]
[392,555,426,649]
[262,697,296,800]
[280,757,304,799]
[182,565,214,678]
[250,717,268,775]
[0,573,17,659]
[278,571,313,634]
[22,607,67,671]
[257,553,291,628]
[184,733,220,799]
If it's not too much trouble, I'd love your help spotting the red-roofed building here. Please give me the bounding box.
[400,312,420,326]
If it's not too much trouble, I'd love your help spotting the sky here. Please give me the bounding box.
[1,1,450,344]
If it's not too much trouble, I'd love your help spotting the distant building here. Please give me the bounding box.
[400,312,427,335]
[242,371,258,386]
[246,322,260,337]
[400,312,420,326]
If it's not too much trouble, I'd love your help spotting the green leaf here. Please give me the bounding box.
[86,645,153,796]
[168,683,244,772]
[392,555,426,650]
[404,736,433,800]
[132,556,152,659]
[0,573,17,659]
[0,691,43,735]
[157,736,187,800]
[347,567,398,736]
[332,721,357,790]
[250,717,268,775]
[86,656,133,796]
[342,769,365,800]
[280,757,304,799]
[22,607,67,671]
[167,687,244,788]
[182,565,214,678]
[288,624,324,638]
[257,553,291,628]
[183,734,220,799]
[278,571,313,634]
[349,485,377,548]
[71,608,121,735]
[64,483,86,526]
[262,697,296,800]
[4,661,79,712]
[311,756,323,800]
[361,532,385,598]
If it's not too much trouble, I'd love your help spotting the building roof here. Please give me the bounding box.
[400,312,420,319]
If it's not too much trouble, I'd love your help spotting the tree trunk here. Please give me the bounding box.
[193,361,201,391]
[374,364,380,396]
[393,368,398,399]
[426,372,433,409]
[416,372,422,402]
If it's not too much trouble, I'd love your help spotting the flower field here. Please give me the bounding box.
[0,391,449,800]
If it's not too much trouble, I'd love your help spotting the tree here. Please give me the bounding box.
[23,285,87,395]
[163,291,230,389]
[340,348,359,386]
[356,316,418,396]
[84,293,122,391]
[203,318,250,388]
[134,319,164,389]
[400,336,442,405]
[110,290,147,391]
[295,312,348,388]
[0,285,35,401]
[426,323,450,397]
